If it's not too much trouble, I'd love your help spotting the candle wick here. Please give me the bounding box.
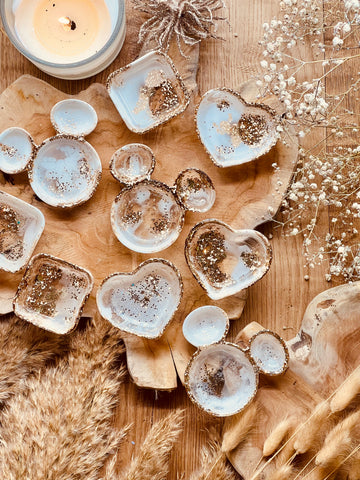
[58,16,77,31]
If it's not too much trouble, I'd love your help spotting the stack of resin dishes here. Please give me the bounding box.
[107,51,190,134]
[110,143,216,253]
[0,99,102,209]
[183,307,289,417]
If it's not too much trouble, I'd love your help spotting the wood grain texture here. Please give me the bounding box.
[0,0,343,478]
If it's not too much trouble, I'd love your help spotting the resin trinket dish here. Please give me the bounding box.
[249,329,289,375]
[13,253,94,334]
[0,127,35,174]
[0,190,45,273]
[184,329,289,416]
[28,99,102,208]
[107,51,190,134]
[96,259,183,339]
[182,306,229,348]
[110,144,216,253]
[196,88,279,168]
[184,342,259,417]
[185,219,272,300]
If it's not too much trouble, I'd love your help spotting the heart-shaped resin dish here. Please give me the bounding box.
[14,253,94,334]
[107,51,190,134]
[185,219,272,300]
[184,342,259,417]
[0,190,45,273]
[196,88,278,168]
[96,259,183,339]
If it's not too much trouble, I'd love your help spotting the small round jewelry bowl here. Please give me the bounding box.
[249,330,289,376]
[182,306,229,348]
[174,168,216,213]
[110,143,155,185]
[184,342,259,417]
[13,253,94,334]
[50,99,98,138]
[28,135,102,208]
[0,127,35,174]
[111,179,184,253]
[96,259,183,339]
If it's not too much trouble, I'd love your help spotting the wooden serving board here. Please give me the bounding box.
[0,42,298,390]
[225,281,360,478]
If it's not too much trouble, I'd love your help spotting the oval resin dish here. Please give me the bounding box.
[185,342,259,417]
[182,306,229,348]
[0,127,35,174]
[196,88,278,168]
[249,330,289,376]
[50,99,98,137]
[96,259,183,339]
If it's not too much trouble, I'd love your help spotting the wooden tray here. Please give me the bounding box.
[0,44,298,391]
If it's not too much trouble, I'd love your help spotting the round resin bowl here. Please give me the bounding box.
[185,342,259,417]
[111,180,184,253]
[29,135,102,208]
[249,330,289,376]
[182,306,229,348]
[110,143,155,185]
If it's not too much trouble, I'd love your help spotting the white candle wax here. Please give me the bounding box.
[1,0,126,79]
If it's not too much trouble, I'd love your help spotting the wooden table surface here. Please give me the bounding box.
[0,0,333,477]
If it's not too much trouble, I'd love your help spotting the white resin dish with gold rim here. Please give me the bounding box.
[96,259,183,339]
[249,330,289,376]
[0,190,45,273]
[196,88,279,168]
[50,99,98,137]
[184,342,259,417]
[182,306,229,348]
[185,219,272,300]
[13,253,94,334]
[0,127,35,174]
[110,143,155,185]
[29,135,102,208]
[107,51,190,134]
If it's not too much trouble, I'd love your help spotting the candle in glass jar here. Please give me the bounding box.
[14,0,113,64]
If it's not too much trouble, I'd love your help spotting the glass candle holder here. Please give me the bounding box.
[0,0,126,80]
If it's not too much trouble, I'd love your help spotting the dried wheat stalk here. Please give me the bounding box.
[222,403,257,453]
[0,318,128,480]
[189,441,238,480]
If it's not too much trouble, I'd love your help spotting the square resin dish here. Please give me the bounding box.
[0,190,45,273]
[14,254,94,334]
[107,51,190,133]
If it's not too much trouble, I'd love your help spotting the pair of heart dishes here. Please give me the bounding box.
[0,50,282,416]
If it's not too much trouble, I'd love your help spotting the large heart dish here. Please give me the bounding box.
[96,259,183,339]
[196,88,279,168]
[185,219,272,300]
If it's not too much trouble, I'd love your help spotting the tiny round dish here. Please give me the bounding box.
[0,127,35,174]
[50,99,98,137]
[110,143,155,185]
[182,306,229,348]
[174,168,216,213]
[28,135,102,208]
[111,179,185,253]
[249,330,289,376]
[184,342,259,417]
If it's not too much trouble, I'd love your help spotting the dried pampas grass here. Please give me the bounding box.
[315,410,360,468]
[0,314,68,407]
[293,400,331,455]
[119,410,184,480]
[267,464,294,480]
[222,403,257,453]
[330,366,360,413]
[189,441,238,480]
[263,417,297,457]
[0,317,128,480]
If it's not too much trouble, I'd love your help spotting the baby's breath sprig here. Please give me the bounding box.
[258,0,360,282]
